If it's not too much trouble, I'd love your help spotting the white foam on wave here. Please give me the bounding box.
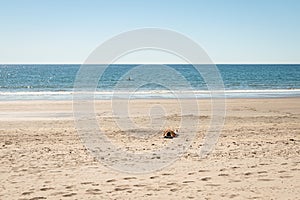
[0,91,73,96]
[0,89,300,100]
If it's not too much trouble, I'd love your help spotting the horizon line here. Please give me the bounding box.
[1,63,300,65]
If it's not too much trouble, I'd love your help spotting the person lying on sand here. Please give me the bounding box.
[163,129,178,139]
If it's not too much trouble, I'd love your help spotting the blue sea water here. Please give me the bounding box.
[0,64,299,100]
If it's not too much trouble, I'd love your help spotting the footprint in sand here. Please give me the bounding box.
[22,191,34,195]
[277,170,286,173]
[49,191,65,196]
[65,185,74,189]
[281,162,288,165]
[161,173,172,176]
[187,196,195,199]
[229,179,241,183]
[201,177,211,181]
[218,173,229,177]
[114,187,130,191]
[40,187,54,191]
[170,188,179,192]
[198,169,210,172]
[279,175,293,178]
[205,183,221,187]
[133,184,147,187]
[257,178,274,181]
[106,179,117,183]
[149,176,159,179]
[81,182,94,185]
[62,193,77,197]
[86,188,102,195]
[29,197,47,200]
[291,168,300,171]
[166,182,177,186]
[183,180,195,183]
[257,171,268,174]
[229,194,239,198]
[259,163,269,166]
[123,177,137,180]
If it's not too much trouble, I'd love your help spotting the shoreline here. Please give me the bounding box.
[0,95,300,103]
[0,96,299,103]
[1,89,300,101]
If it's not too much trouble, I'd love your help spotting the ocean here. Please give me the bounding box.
[0,64,299,100]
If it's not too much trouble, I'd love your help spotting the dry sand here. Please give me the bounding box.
[0,98,299,199]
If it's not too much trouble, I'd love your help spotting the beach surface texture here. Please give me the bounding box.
[0,98,299,199]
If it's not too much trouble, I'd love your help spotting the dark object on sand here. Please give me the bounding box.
[163,129,178,139]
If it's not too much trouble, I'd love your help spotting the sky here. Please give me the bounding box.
[0,0,299,64]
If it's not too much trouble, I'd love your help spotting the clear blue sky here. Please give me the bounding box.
[0,0,299,64]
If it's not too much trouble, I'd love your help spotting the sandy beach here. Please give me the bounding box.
[0,98,299,199]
